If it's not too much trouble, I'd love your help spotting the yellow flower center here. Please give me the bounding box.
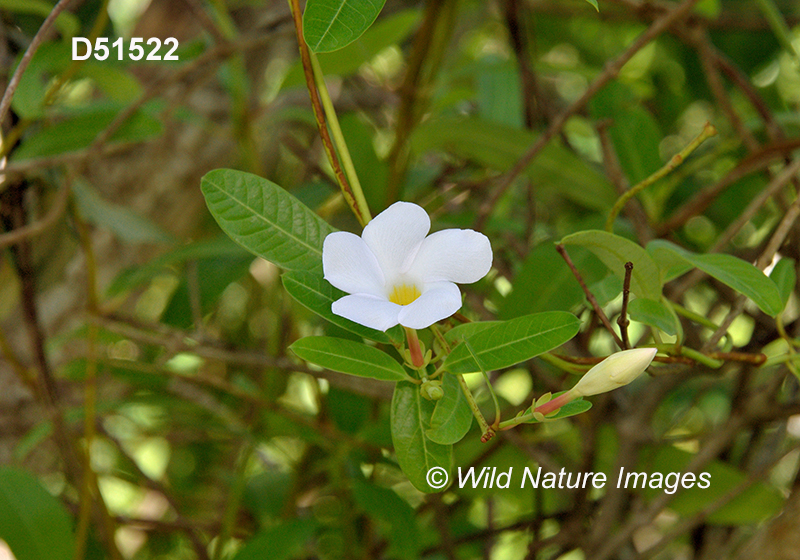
[389,284,421,306]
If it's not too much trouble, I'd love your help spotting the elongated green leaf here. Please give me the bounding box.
[303,0,387,53]
[0,467,74,560]
[352,481,419,559]
[108,237,248,297]
[11,102,163,160]
[391,381,452,493]
[644,446,783,525]
[647,240,784,317]
[628,298,681,337]
[584,0,599,10]
[426,373,473,445]
[232,518,316,560]
[444,321,501,346]
[769,257,795,310]
[283,272,403,344]
[72,178,174,244]
[561,230,662,301]
[201,169,334,274]
[591,83,661,187]
[291,336,411,381]
[443,312,580,374]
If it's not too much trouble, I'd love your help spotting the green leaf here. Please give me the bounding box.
[11,102,163,160]
[500,243,606,318]
[628,298,682,337]
[0,467,75,560]
[303,0,388,53]
[290,336,411,382]
[107,237,248,297]
[283,9,420,87]
[769,257,795,310]
[283,271,402,343]
[426,373,473,445]
[411,117,616,211]
[560,230,662,301]
[444,321,501,346]
[391,381,452,493]
[591,83,662,188]
[231,518,316,560]
[201,169,334,274]
[443,312,581,374]
[72,178,174,244]
[161,255,253,328]
[644,446,783,525]
[647,240,784,317]
[0,0,79,37]
[583,0,599,11]
[352,480,419,560]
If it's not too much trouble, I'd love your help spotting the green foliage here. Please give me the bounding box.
[443,312,581,374]
[303,0,387,53]
[0,467,75,560]
[5,0,799,558]
[282,271,402,343]
[426,373,473,444]
[561,230,662,301]
[290,336,412,382]
[391,381,452,493]
[649,240,784,316]
[201,169,334,274]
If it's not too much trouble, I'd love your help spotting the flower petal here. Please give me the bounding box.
[331,294,402,331]
[397,281,462,329]
[362,202,430,280]
[323,232,385,296]
[406,229,492,284]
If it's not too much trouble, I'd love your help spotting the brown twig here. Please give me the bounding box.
[618,262,633,349]
[556,244,624,349]
[0,179,70,248]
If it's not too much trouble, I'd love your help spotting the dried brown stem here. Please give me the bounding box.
[556,244,624,349]
[618,262,633,349]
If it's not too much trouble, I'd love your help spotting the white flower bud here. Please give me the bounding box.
[570,348,657,397]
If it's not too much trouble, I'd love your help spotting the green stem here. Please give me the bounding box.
[455,374,494,441]
[606,122,717,231]
[498,391,576,431]
[463,339,501,429]
[309,53,372,223]
[669,301,733,350]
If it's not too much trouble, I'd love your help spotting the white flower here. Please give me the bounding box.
[570,347,657,397]
[322,202,492,331]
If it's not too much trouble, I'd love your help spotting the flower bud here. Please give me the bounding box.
[421,379,444,401]
[570,348,657,397]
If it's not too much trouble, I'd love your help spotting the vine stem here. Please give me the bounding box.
[287,0,371,226]
[605,122,718,232]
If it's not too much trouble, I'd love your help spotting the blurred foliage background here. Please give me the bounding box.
[2,0,800,559]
